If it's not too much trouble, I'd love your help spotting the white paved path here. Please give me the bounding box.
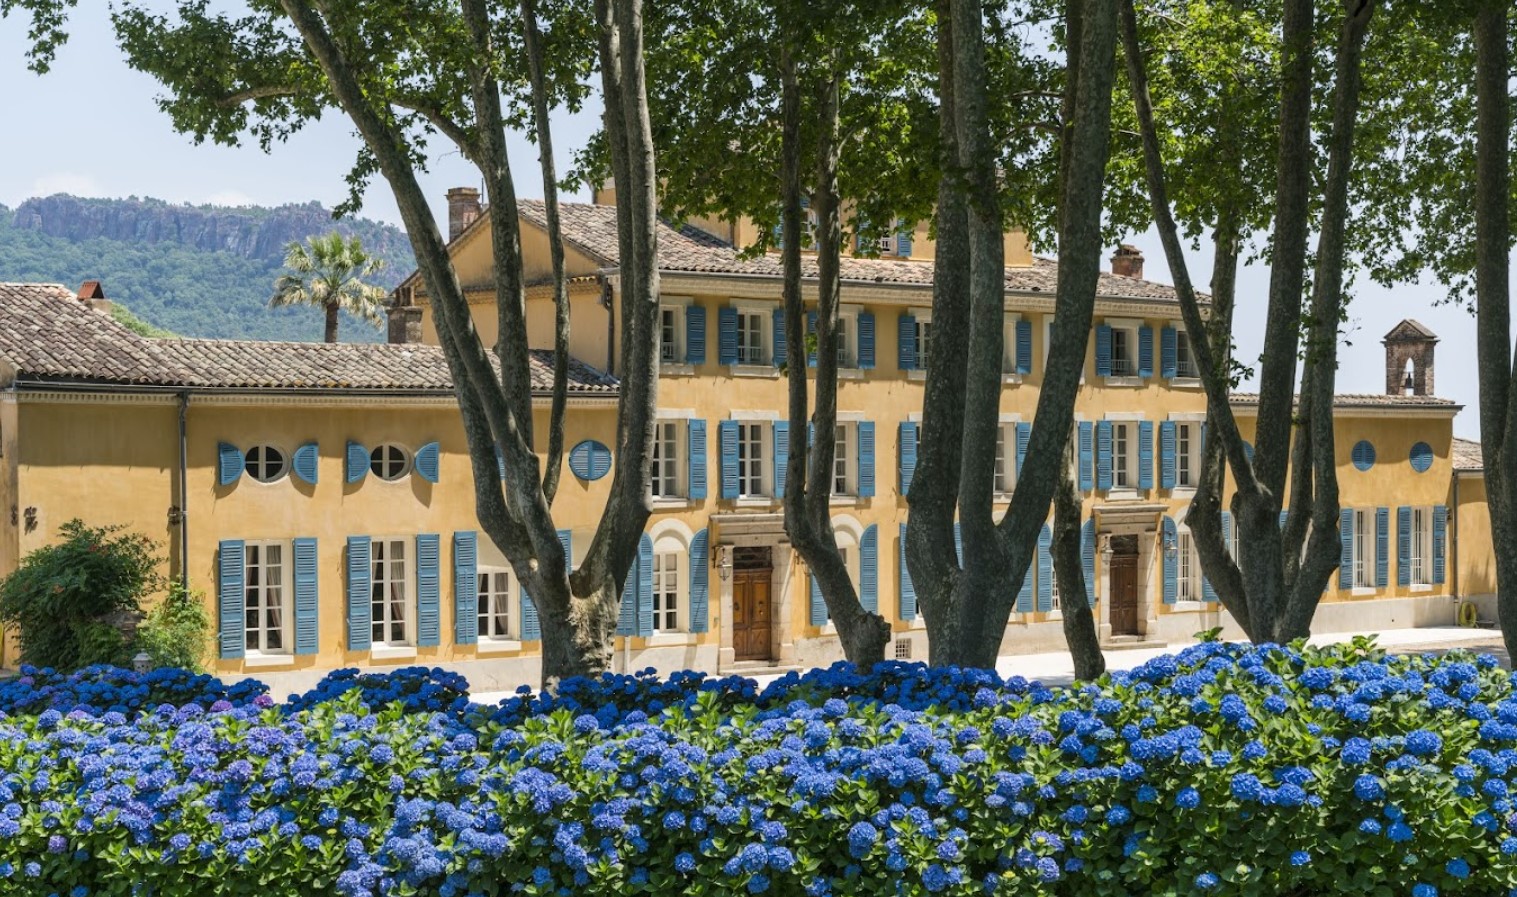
[469,626,1503,704]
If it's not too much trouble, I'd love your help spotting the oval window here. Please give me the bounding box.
[370,444,410,481]
[244,445,287,483]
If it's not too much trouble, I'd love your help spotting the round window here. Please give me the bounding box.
[370,444,410,481]
[244,445,287,483]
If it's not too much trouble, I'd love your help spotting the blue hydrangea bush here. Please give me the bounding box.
[1,641,1515,896]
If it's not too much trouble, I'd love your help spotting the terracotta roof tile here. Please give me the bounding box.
[1453,437,1484,471]
[0,283,617,395]
[1229,392,1460,409]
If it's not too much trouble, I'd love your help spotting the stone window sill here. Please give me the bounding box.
[243,653,296,669]
[731,365,778,378]
[907,370,927,381]
[1170,601,1207,612]
[1169,377,1202,388]
[1104,376,1143,388]
[1351,587,1377,598]
[660,363,696,377]
[371,645,418,661]
[652,498,695,510]
[1410,584,1434,593]
[733,498,778,509]
[476,639,522,656]
[1002,373,1025,385]
[839,369,865,380]
[646,632,697,648]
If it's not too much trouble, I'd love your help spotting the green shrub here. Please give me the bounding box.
[134,580,212,672]
[0,520,160,670]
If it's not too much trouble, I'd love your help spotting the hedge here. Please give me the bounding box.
[0,640,1515,896]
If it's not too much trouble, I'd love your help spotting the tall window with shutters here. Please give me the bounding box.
[1113,423,1132,488]
[659,306,681,364]
[832,425,854,496]
[652,550,681,632]
[651,421,684,499]
[371,538,411,646]
[1177,530,1201,602]
[736,311,766,365]
[1176,422,1197,487]
[244,542,290,654]
[737,422,768,498]
[1410,507,1431,587]
[1175,329,1198,379]
[993,424,1017,495]
[912,317,932,369]
[477,567,513,641]
[1352,509,1375,589]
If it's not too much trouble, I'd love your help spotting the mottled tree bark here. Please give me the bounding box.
[323,301,339,343]
[1054,436,1104,680]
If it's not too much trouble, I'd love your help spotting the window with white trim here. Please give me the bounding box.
[1176,329,1198,379]
[244,541,290,654]
[1049,562,1062,612]
[1113,422,1134,489]
[736,310,767,365]
[993,424,1017,495]
[1410,507,1432,587]
[652,549,682,632]
[836,308,858,368]
[737,421,769,498]
[371,538,411,646]
[1176,422,1199,488]
[245,446,287,483]
[1002,316,1020,374]
[477,567,514,640]
[1352,509,1375,589]
[833,424,855,496]
[1110,326,1136,377]
[651,420,684,499]
[1178,529,1201,601]
[910,315,932,369]
[659,306,682,364]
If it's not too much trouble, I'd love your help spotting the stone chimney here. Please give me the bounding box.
[1383,319,1438,396]
[387,290,423,345]
[446,187,482,241]
[1111,244,1144,278]
[78,280,111,314]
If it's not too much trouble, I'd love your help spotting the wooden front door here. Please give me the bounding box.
[1109,554,1140,635]
[732,569,773,661]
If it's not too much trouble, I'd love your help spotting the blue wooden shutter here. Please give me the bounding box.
[416,534,441,647]
[1161,517,1177,604]
[1410,442,1434,473]
[773,421,789,496]
[414,442,440,483]
[899,422,918,494]
[685,305,706,365]
[897,313,917,370]
[899,524,916,620]
[1138,420,1154,489]
[860,525,879,613]
[1433,505,1448,584]
[520,583,540,641]
[1015,423,1031,478]
[718,307,739,365]
[719,421,739,499]
[1339,508,1355,590]
[773,307,787,367]
[218,443,244,486]
[1137,325,1154,378]
[1016,319,1033,375]
[1375,508,1389,588]
[293,537,318,655]
[1397,506,1412,587]
[591,443,612,479]
[1081,520,1096,607]
[806,311,818,367]
[896,222,913,257]
[1159,421,1177,489]
[809,571,827,626]
[1096,421,1113,490]
[345,442,369,484]
[1161,326,1178,378]
[346,536,371,651]
[1015,544,1034,614]
[1095,325,1113,376]
[1219,512,1232,601]
[954,522,963,566]
[1352,440,1377,471]
[1078,422,1094,492]
[689,529,710,633]
[454,531,478,645]
[1036,525,1053,613]
[858,421,875,498]
[688,419,707,500]
[292,442,319,485]
[218,540,245,659]
[637,533,654,636]
[494,445,506,479]
[858,311,876,369]
[617,551,637,637]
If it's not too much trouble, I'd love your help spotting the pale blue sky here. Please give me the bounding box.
[0,8,1488,437]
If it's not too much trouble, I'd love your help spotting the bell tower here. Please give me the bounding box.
[1383,319,1438,396]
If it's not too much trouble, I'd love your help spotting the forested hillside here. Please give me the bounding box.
[0,195,415,342]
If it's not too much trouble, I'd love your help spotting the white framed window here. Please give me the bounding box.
[659,306,682,364]
[371,538,411,647]
[1002,316,1021,374]
[1176,329,1199,379]
[1176,422,1199,488]
[737,421,768,498]
[832,424,855,496]
[370,444,410,481]
[877,232,895,254]
[1352,509,1374,589]
[836,308,859,369]
[652,549,682,632]
[736,309,769,365]
[993,424,1017,495]
[651,420,684,499]
[1410,507,1432,587]
[1049,559,1062,611]
[477,567,514,641]
[244,541,290,655]
[1110,327,1134,377]
[1177,529,1201,602]
[909,313,932,370]
[244,446,288,483]
[1113,422,1133,489]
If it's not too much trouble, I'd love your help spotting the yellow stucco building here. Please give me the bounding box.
[0,189,1490,690]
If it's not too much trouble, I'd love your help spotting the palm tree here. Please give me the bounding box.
[270,232,389,342]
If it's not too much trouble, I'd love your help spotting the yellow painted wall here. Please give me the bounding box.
[1456,473,1497,596]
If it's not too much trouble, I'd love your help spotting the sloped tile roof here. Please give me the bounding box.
[512,200,1192,302]
[1229,392,1460,409]
[0,283,617,395]
[1453,437,1484,471]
